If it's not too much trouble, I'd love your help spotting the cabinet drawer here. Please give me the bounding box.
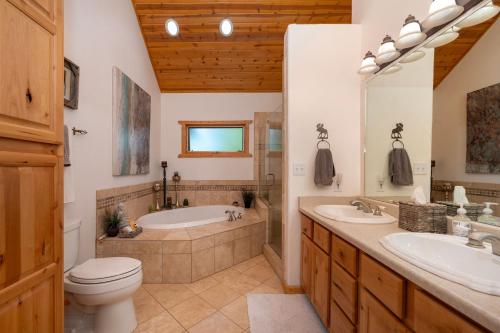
[331,235,357,277]
[0,1,58,143]
[331,262,356,323]
[313,222,330,254]
[301,214,313,238]
[330,300,355,333]
[413,289,485,333]
[360,253,404,319]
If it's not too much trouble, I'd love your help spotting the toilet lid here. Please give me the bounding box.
[69,257,142,284]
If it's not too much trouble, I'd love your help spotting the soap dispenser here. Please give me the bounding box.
[477,202,499,226]
[451,203,471,237]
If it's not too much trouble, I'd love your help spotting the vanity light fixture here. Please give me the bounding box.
[358,51,380,74]
[455,1,500,28]
[220,18,233,37]
[165,18,179,37]
[375,35,401,64]
[382,64,402,75]
[395,15,427,49]
[425,26,460,48]
[399,50,426,63]
[422,0,464,30]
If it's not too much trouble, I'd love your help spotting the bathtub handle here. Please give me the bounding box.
[237,212,243,219]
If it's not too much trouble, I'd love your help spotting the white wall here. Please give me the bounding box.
[284,24,362,285]
[432,19,500,184]
[64,0,161,263]
[161,93,282,180]
[365,49,435,198]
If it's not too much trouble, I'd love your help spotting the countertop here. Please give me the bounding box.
[299,196,500,332]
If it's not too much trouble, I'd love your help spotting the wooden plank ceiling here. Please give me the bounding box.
[132,0,352,92]
[434,15,498,88]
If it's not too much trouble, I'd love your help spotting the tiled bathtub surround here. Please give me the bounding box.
[95,180,258,239]
[96,210,266,283]
[96,182,160,238]
[165,180,258,208]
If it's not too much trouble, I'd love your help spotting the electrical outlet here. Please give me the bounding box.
[413,162,428,175]
[293,163,305,176]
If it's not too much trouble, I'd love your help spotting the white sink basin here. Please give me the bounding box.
[314,205,396,224]
[381,233,500,296]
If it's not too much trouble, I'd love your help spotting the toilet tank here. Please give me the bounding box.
[64,218,81,272]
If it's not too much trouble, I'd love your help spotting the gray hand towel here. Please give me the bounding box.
[64,125,71,167]
[389,148,413,186]
[315,148,336,186]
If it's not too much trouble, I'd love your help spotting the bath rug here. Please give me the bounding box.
[247,294,327,333]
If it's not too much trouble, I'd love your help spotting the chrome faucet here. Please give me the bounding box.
[351,200,373,214]
[466,231,500,256]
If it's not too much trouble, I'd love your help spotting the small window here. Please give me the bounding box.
[178,120,253,158]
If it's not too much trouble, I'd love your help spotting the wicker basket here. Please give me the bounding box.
[436,201,484,221]
[398,202,447,233]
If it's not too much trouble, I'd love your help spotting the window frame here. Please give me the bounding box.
[178,120,253,158]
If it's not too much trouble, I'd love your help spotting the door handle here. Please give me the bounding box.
[26,88,33,103]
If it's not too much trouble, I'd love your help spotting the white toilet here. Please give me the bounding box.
[64,219,143,333]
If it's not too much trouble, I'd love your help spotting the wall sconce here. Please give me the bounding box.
[399,50,426,63]
[395,15,427,49]
[456,1,499,28]
[375,35,401,64]
[358,51,380,74]
[422,0,464,30]
[425,26,460,48]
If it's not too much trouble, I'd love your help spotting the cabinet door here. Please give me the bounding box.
[0,1,59,143]
[413,289,485,333]
[312,243,330,327]
[0,276,55,332]
[301,234,313,298]
[359,288,408,333]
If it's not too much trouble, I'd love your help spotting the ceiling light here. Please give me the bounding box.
[165,18,179,37]
[425,26,460,48]
[375,35,401,64]
[358,51,380,74]
[220,18,233,37]
[400,50,426,63]
[456,1,500,28]
[383,65,402,75]
[422,0,464,30]
[395,15,427,49]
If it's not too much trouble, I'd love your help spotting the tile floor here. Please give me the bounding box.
[133,254,284,333]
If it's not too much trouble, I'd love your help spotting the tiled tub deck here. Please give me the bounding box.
[96,209,266,283]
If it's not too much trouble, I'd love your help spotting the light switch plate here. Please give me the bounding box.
[413,162,428,175]
[293,163,305,176]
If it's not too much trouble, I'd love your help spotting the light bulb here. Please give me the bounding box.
[220,18,233,37]
[165,18,179,37]
[396,15,427,49]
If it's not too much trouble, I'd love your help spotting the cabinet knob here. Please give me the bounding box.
[0,254,3,265]
[26,88,33,103]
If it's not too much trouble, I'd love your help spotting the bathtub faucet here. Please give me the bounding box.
[225,210,238,222]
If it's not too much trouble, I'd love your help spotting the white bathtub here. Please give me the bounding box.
[137,205,246,230]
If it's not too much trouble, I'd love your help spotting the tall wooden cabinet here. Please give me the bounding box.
[0,0,64,332]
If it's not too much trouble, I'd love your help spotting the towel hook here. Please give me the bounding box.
[316,123,331,149]
[72,127,88,135]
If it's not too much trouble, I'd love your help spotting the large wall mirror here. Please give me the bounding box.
[364,5,499,224]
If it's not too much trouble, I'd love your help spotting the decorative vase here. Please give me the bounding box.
[106,225,119,237]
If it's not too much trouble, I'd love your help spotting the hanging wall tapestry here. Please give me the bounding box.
[466,82,500,174]
[112,67,151,176]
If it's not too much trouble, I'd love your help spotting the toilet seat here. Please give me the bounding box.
[69,257,142,284]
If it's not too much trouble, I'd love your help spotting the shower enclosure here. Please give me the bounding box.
[256,112,283,258]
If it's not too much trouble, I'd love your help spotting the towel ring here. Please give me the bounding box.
[317,140,331,149]
[392,140,404,149]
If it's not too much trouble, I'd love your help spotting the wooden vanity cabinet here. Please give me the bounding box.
[300,213,489,333]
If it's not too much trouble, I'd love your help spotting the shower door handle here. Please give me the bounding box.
[266,173,275,186]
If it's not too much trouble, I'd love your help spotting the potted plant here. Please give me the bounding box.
[103,209,121,237]
[241,189,255,209]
